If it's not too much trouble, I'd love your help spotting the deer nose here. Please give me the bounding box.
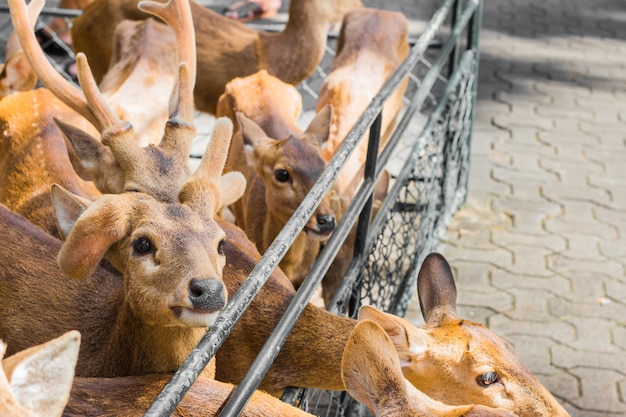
[188,278,226,311]
[316,213,336,233]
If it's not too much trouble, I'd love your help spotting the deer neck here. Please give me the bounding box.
[104,304,206,376]
[264,3,329,84]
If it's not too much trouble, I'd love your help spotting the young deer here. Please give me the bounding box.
[342,320,517,417]
[358,253,570,417]
[1,331,80,417]
[71,0,362,114]
[217,70,336,288]
[0,117,245,377]
[317,7,409,199]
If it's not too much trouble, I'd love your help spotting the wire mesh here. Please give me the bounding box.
[0,1,480,415]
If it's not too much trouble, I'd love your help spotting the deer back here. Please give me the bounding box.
[358,253,570,416]
[0,88,100,238]
[72,0,362,114]
[1,331,80,417]
[316,7,409,199]
[65,373,315,416]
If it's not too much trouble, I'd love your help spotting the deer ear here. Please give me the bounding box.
[53,117,115,182]
[237,111,271,150]
[358,305,429,366]
[219,171,246,210]
[304,104,332,147]
[53,191,131,279]
[3,331,80,417]
[341,320,409,413]
[51,184,93,241]
[417,252,459,325]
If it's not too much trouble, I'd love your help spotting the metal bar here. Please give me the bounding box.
[349,112,382,316]
[0,6,82,17]
[448,0,463,75]
[463,0,483,202]
[142,0,474,415]
[370,50,477,260]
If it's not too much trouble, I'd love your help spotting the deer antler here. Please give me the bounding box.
[179,118,246,216]
[7,0,127,133]
[138,0,196,124]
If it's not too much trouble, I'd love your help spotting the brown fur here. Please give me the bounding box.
[0,88,100,238]
[342,321,518,417]
[316,7,409,199]
[0,191,226,378]
[64,373,314,416]
[358,253,570,417]
[217,70,336,287]
[72,0,363,114]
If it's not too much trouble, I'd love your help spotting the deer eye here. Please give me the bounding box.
[274,169,289,182]
[477,371,499,387]
[133,238,153,255]
[217,239,225,255]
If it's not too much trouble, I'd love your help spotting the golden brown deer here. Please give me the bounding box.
[0,119,245,378]
[1,331,80,417]
[71,0,362,114]
[316,7,409,199]
[342,320,518,417]
[217,69,336,288]
[357,253,570,417]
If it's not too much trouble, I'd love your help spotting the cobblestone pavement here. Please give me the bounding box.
[389,1,626,416]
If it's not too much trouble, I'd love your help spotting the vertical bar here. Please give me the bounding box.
[463,0,483,201]
[448,0,463,75]
[348,112,383,317]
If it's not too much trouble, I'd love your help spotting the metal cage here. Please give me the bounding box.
[0,0,482,415]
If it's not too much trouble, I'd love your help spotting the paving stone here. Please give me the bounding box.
[503,244,557,277]
[506,334,563,375]
[491,229,567,252]
[502,287,559,321]
[438,242,513,268]
[567,368,626,413]
[552,344,626,370]
[547,253,624,278]
[488,314,576,343]
[544,217,619,240]
[491,269,570,294]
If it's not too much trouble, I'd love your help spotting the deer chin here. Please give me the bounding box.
[171,306,222,328]
[304,226,333,241]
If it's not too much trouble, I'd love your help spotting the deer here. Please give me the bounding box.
[216,69,336,288]
[316,7,409,200]
[313,7,410,305]
[6,1,572,412]
[70,0,363,114]
[342,320,519,417]
[1,331,80,417]
[0,117,246,378]
[356,253,571,417]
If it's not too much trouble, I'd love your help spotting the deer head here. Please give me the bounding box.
[342,320,518,417]
[358,253,570,417]
[0,331,80,417]
[237,105,336,241]
[50,118,245,328]
[7,0,198,202]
